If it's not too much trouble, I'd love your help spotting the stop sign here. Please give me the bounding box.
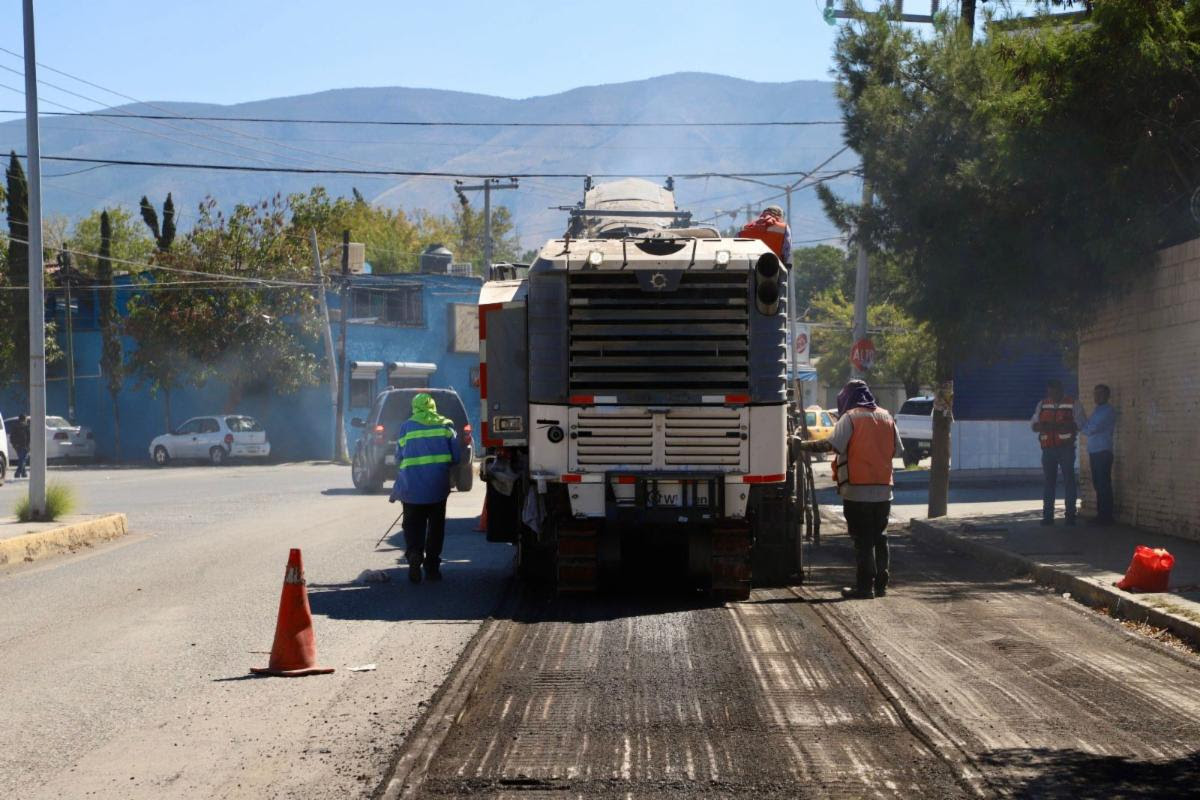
[850,338,876,371]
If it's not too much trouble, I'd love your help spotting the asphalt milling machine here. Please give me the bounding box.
[478,178,819,599]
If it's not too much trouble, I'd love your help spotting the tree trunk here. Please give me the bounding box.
[111,392,121,462]
[927,341,953,518]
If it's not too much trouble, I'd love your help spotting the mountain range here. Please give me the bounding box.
[0,72,855,251]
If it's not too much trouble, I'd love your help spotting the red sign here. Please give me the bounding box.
[850,338,876,371]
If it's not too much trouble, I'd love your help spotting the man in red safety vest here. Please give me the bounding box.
[1031,378,1078,526]
[798,379,904,599]
[738,205,792,267]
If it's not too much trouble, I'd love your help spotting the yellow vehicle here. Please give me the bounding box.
[804,405,836,441]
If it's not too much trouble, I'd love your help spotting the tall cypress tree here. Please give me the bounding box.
[98,211,124,459]
[139,193,176,252]
[5,152,29,388]
[160,193,176,251]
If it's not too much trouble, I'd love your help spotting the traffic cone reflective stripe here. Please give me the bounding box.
[251,548,334,677]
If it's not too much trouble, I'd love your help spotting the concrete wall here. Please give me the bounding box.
[1078,237,1200,540]
[950,420,1042,471]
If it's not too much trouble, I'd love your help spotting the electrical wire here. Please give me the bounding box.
[0,52,445,173]
[4,152,839,180]
[0,108,844,128]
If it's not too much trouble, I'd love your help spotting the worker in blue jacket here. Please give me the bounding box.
[389,393,462,583]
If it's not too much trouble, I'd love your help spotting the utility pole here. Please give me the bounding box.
[455,178,518,270]
[23,0,47,518]
[310,230,342,463]
[334,229,350,463]
[851,180,871,379]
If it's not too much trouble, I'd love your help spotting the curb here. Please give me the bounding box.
[908,518,1200,649]
[0,513,129,567]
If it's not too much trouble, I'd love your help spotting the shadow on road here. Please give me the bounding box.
[978,748,1200,799]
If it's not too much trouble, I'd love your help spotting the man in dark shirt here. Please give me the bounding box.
[10,413,30,479]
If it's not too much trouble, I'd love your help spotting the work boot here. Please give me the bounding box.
[425,564,442,581]
[1065,516,1077,527]
[874,583,888,598]
[840,586,874,600]
[409,563,423,584]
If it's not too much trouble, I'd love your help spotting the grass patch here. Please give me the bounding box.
[14,482,78,522]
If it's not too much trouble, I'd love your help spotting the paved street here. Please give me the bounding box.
[385,503,1200,799]
[0,463,510,800]
[3,464,1198,798]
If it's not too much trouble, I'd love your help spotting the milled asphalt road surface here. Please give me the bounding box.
[386,482,1200,798]
[0,462,509,800]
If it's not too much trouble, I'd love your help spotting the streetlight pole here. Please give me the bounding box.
[23,0,47,517]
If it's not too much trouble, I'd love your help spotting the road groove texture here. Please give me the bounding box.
[389,532,1200,799]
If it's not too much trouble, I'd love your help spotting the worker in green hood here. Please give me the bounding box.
[389,393,462,583]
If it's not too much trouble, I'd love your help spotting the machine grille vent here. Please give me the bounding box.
[574,410,653,466]
[664,409,743,467]
[567,271,749,394]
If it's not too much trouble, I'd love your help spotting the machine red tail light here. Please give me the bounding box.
[53,431,68,441]
[224,433,234,445]
[462,423,473,447]
[373,424,386,444]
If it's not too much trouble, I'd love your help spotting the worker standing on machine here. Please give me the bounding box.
[738,205,792,267]
[797,379,903,599]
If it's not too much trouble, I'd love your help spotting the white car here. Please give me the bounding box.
[149,415,271,466]
[896,396,935,467]
[4,415,97,463]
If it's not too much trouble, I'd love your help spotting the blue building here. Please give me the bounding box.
[2,266,482,463]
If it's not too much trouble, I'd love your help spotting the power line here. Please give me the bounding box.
[0,108,844,128]
[0,63,416,174]
[5,153,832,179]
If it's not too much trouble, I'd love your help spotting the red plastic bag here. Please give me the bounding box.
[1115,545,1175,593]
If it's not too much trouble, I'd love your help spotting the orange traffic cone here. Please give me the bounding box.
[251,549,334,677]
[474,496,488,532]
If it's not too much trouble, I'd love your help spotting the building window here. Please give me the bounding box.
[349,287,423,326]
[350,378,375,409]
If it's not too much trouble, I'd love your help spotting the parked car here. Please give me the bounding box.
[0,415,7,482]
[148,415,271,466]
[896,396,935,467]
[350,387,474,493]
[803,405,837,441]
[4,415,96,463]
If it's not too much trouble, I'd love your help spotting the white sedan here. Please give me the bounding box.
[148,415,271,466]
[5,416,97,462]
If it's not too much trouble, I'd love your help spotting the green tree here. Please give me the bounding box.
[792,245,852,316]
[97,211,125,459]
[139,193,177,252]
[811,290,934,399]
[154,195,320,412]
[823,0,1200,515]
[69,208,155,270]
[5,152,29,387]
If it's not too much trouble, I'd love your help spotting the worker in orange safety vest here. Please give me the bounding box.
[1031,378,1078,526]
[738,205,792,267]
[797,379,904,599]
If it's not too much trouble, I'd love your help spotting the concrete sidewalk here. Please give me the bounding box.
[909,510,1200,647]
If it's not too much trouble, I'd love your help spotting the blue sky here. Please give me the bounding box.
[2,0,845,111]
